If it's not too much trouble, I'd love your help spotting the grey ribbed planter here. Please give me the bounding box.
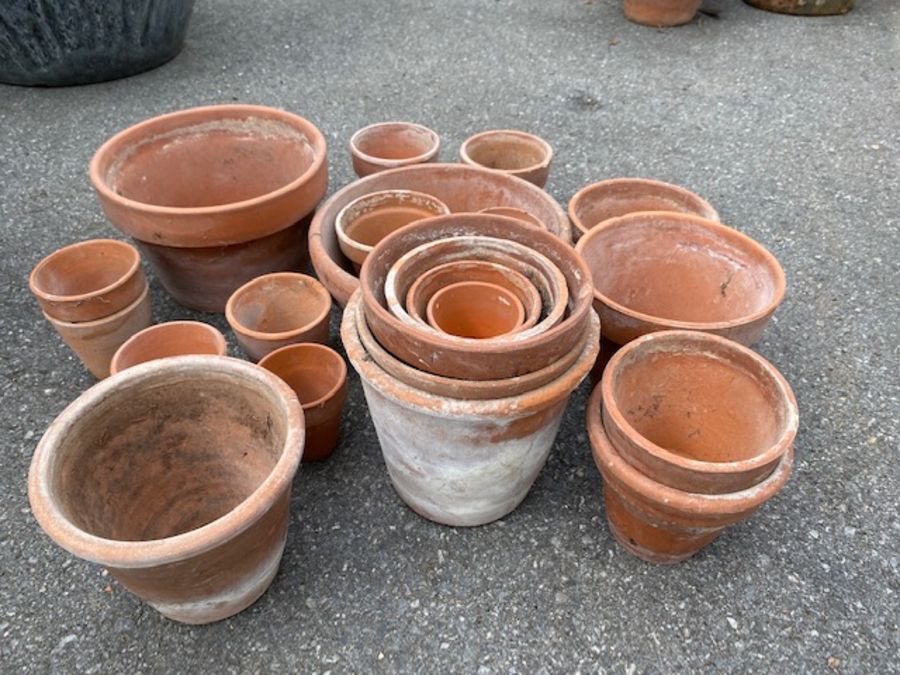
[0,0,196,87]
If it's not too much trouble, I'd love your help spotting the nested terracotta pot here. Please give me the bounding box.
[225,273,331,361]
[28,356,304,623]
[308,163,571,308]
[587,383,794,564]
[29,239,146,322]
[427,281,525,338]
[110,321,227,375]
[259,344,348,462]
[343,292,600,526]
[575,212,786,347]
[459,130,554,188]
[623,0,703,26]
[90,104,328,312]
[349,122,441,177]
[479,206,546,230]
[744,0,853,15]
[44,283,153,379]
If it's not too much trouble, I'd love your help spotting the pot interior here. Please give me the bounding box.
[465,134,546,171]
[232,277,326,334]
[355,125,435,160]
[33,242,135,298]
[427,281,524,339]
[261,347,344,406]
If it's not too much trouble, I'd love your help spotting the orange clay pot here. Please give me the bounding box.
[426,281,525,339]
[110,321,227,375]
[349,122,440,178]
[744,0,853,15]
[623,0,703,26]
[478,206,547,230]
[459,130,553,188]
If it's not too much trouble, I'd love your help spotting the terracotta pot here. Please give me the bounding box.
[109,321,227,375]
[308,164,571,308]
[361,214,593,380]
[335,189,449,269]
[459,130,553,188]
[601,331,798,494]
[575,212,785,347]
[478,206,546,230]
[623,0,703,26]
[225,273,331,361]
[28,356,304,623]
[427,281,525,339]
[89,105,328,312]
[45,283,152,379]
[568,178,718,240]
[343,292,600,526]
[349,122,440,178]
[744,0,853,15]
[29,239,146,322]
[259,344,348,462]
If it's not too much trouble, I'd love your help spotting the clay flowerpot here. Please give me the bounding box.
[479,206,546,230]
[29,239,146,322]
[575,212,785,347]
[335,190,449,270]
[109,321,227,375]
[568,178,718,240]
[623,0,703,26]
[427,281,525,339]
[459,130,554,188]
[90,105,328,312]
[225,273,331,362]
[343,291,600,526]
[349,122,441,178]
[601,331,799,494]
[744,0,853,15]
[587,383,794,564]
[308,163,571,308]
[44,283,152,378]
[28,356,304,623]
[259,344,348,462]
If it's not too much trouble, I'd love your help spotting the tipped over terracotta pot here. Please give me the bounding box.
[349,122,440,177]
[623,0,703,26]
[459,130,554,188]
[110,321,227,375]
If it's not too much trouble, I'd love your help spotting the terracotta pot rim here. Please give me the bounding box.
[225,273,332,342]
[459,129,554,176]
[258,343,348,409]
[43,282,150,329]
[567,177,719,237]
[27,355,304,569]
[349,121,441,167]
[601,330,799,475]
[575,211,787,333]
[109,320,228,376]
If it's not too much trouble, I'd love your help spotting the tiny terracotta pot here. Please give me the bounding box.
[259,344,348,462]
[478,206,547,230]
[225,273,331,361]
[29,239,146,323]
[28,356,304,623]
[349,122,441,178]
[335,189,449,270]
[575,212,786,347]
[744,0,853,15]
[568,178,718,240]
[45,283,153,379]
[427,281,525,339]
[459,130,553,188]
[109,321,227,376]
[623,0,703,26]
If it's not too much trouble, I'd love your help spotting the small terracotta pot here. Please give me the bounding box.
[109,321,227,375]
[478,206,546,230]
[90,105,328,312]
[744,0,853,15]
[623,0,703,26]
[259,344,348,462]
[335,189,449,270]
[459,130,553,188]
[427,281,525,339]
[45,283,153,379]
[575,212,786,347]
[28,356,304,623]
[568,178,718,240]
[29,239,146,323]
[225,273,331,361]
[349,122,441,178]
[587,383,794,564]
[600,331,799,494]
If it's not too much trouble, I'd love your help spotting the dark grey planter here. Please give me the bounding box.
[0,0,196,87]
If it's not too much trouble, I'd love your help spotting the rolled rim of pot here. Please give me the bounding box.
[575,211,786,335]
[89,104,328,247]
[27,355,304,569]
[349,122,441,168]
[459,129,554,177]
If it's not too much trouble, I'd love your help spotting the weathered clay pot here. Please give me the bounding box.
[587,383,794,563]
[225,273,331,361]
[623,0,703,26]
[427,281,525,339]
[308,164,571,307]
[29,239,146,322]
[568,178,718,240]
[575,212,785,347]
[349,122,441,178]
[259,344,348,463]
[343,291,600,526]
[44,283,152,378]
[744,0,853,15]
[601,331,799,494]
[28,356,304,623]
[89,105,328,312]
[479,206,546,230]
[109,321,227,375]
[459,130,554,188]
